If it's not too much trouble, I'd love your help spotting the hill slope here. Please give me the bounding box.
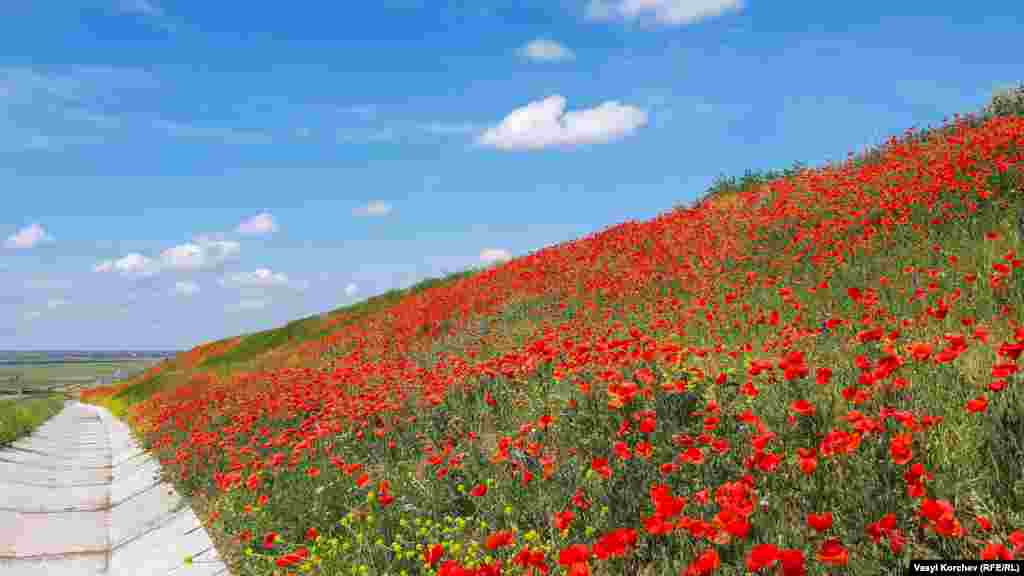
[84,99,1024,575]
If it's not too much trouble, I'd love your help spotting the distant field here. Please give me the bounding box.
[0,359,158,394]
[0,350,174,363]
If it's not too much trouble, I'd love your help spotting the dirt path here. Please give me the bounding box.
[0,401,227,575]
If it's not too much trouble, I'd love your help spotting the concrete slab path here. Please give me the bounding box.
[0,401,229,575]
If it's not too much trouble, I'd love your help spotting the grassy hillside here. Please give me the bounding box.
[83,93,1024,575]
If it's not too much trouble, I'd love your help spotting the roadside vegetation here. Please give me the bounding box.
[0,394,67,446]
[83,87,1024,575]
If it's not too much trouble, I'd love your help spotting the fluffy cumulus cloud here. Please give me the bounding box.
[159,240,240,272]
[586,0,744,25]
[220,268,292,289]
[93,253,159,276]
[518,39,576,62]
[344,282,359,297]
[478,95,647,151]
[4,223,53,249]
[174,281,200,296]
[353,201,392,217]
[480,248,512,263]
[236,212,278,236]
[94,238,240,277]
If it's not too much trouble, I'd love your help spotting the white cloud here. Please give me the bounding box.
[191,231,227,244]
[4,223,53,249]
[159,239,240,272]
[477,95,647,151]
[236,212,278,236]
[353,201,393,217]
[174,281,200,296]
[344,282,359,297]
[480,248,512,263]
[220,268,291,288]
[585,0,744,25]
[518,39,576,62]
[94,239,239,277]
[159,244,206,270]
[93,253,159,276]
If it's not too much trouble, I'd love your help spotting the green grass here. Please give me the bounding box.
[0,394,67,446]
[199,267,484,369]
[112,372,168,405]
[0,360,155,389]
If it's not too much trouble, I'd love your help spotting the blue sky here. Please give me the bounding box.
[1,0,1020,350]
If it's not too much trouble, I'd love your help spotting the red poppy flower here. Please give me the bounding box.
[554,509,575,531]
[424,543,444,567]
[593,528,636,560]
[889,433,913,465]
[558,544,591,576]
[613,441,632,460]
[815,364,831,383]
[683,548,720,576]
[816,539,849,566]
[746,543,779,572]
[778,548,806,576]
[485,530,516,551]
[965,395,989,413]
[790,399,816,417]
[806,512,833,533]
[981,542,1013,561]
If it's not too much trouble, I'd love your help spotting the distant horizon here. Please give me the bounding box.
[0,349,179,353]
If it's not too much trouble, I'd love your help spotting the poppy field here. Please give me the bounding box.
[83,101,1024,575]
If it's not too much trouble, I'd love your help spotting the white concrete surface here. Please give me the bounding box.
[0,401,229,575]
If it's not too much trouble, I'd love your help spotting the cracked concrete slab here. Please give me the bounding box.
[0,401,229,575]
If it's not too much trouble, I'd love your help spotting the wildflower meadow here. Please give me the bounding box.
[83,96,1024,575]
